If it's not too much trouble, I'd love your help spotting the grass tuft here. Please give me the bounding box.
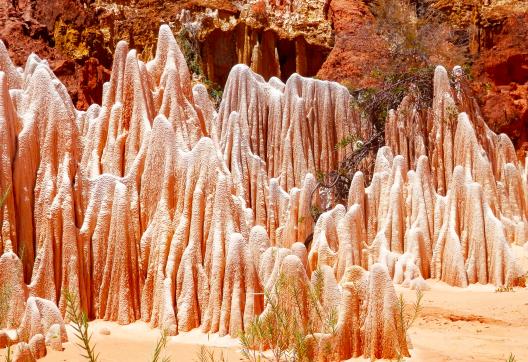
[151,329,171,362]
[398,289,424,332]
[4,344,12,362]
[395,289,423,361]
[239,270,338,361]
[194,345,227,362]
[63,289,99,362]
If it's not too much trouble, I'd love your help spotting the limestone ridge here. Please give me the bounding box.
[0,24,526,359]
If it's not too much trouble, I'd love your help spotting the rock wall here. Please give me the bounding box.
[316,0,389,89]
[200,23,331,85]
[0,24,527,361]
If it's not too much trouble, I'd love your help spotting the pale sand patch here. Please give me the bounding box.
[2,322,245,362]
[1,281,527,361]
[395,281,528,362]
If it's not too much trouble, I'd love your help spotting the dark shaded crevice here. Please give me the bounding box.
[199,22,331,87]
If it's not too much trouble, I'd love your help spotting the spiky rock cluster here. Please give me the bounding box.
[0,25,526,360]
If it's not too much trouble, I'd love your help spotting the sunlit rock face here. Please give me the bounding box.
[0,24,526,360]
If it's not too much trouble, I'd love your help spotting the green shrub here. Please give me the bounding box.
[395,290,423,361]
[176,28,223,108]
[239,270,338,362]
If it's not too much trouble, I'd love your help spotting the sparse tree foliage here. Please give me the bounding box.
[311,0,469,220]
[310,130,383,221]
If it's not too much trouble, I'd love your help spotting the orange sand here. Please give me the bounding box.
[397,281,528,362]
[2,281,526,362]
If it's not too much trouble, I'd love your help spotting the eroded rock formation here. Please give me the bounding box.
[0,23,527,361]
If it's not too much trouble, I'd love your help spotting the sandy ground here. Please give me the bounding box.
[41,322,243,362]
[397,281,528,362]
[1,281,527,361]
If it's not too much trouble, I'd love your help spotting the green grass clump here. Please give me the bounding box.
[4,344,12,362]
[194,345,227,362]
[239,270,338,362]
[151,329,171,362]
[63,289,99,362]
[394,290,423,361]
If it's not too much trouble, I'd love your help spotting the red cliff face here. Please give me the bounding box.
[0,0,213,109]
[2,0,526,154]
[472,10,528,156]
[316,0,528,156]
[316,0,389,90]
[0,0,110,109]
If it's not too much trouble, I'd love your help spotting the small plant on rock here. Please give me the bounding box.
[0,184,12,330]
[176,27,223,108]
[1,282,13,362]
[0,184,10,210]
